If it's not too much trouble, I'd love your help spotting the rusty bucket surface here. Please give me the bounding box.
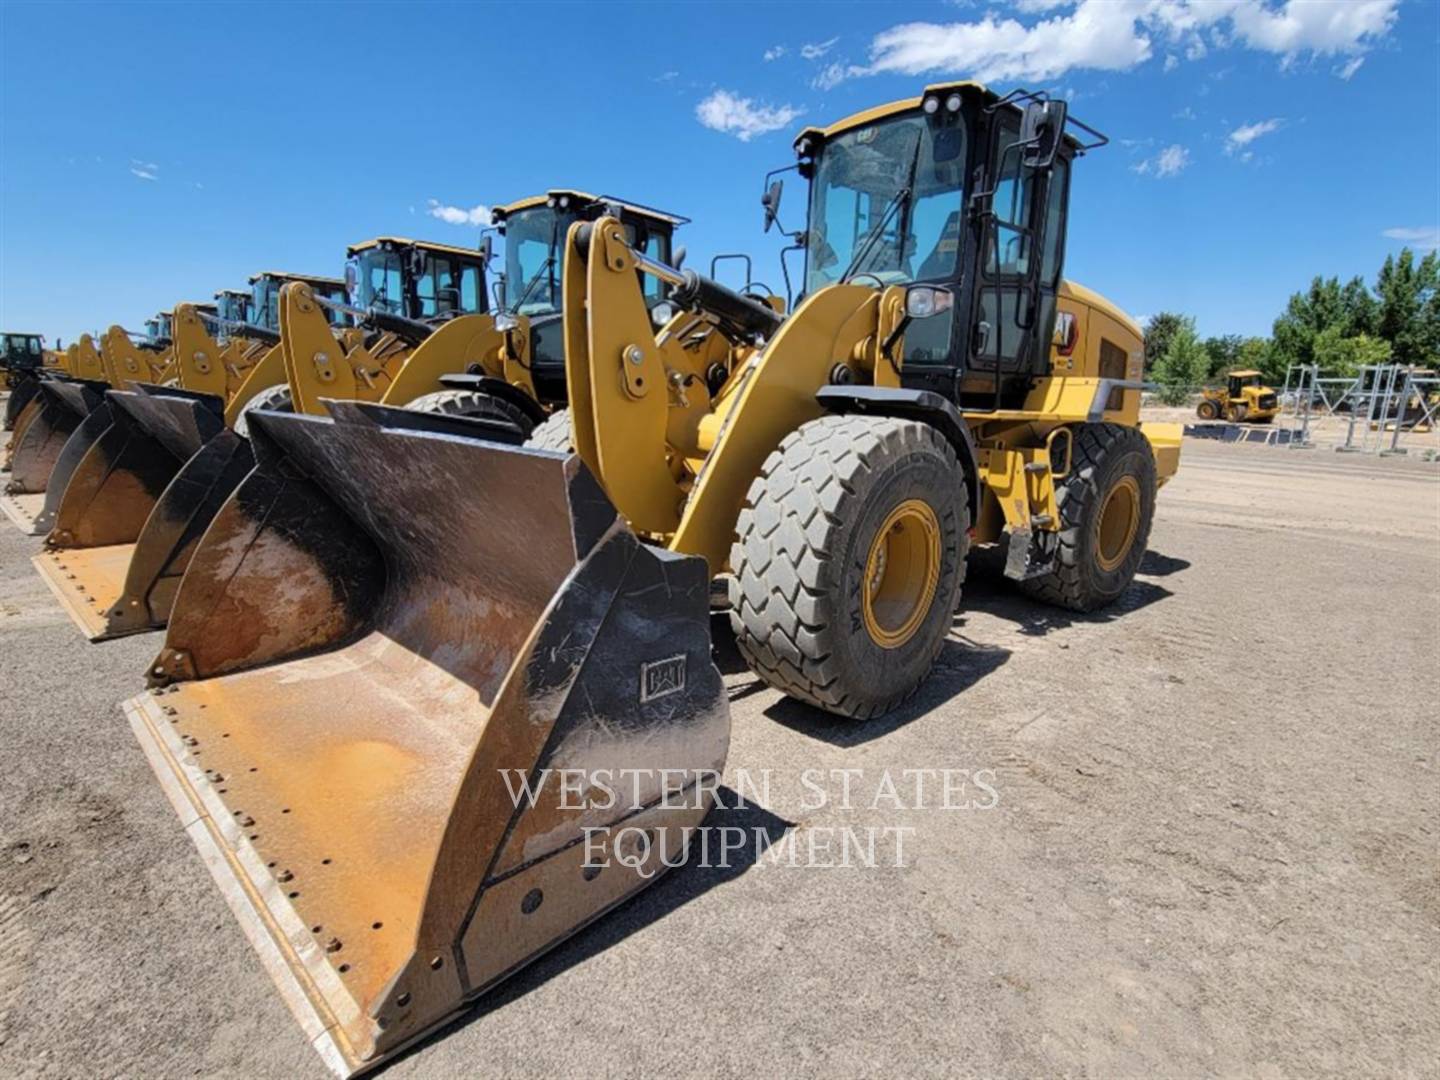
[32,387,226,638]
[1,379,109,534]
[125,402,728,1076]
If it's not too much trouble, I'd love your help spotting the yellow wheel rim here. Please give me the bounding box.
[1095,475,1141,572]
[861,499,941,649]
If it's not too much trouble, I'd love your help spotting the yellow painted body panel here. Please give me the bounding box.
[376,314,508,406]
[279,283,410,415]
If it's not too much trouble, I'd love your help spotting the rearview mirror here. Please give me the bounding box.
[477,233,493,264]
[1021,100,1068,169]
[761,179,783,234]
[673,245,687,270]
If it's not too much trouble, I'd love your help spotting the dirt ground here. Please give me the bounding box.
[1,433,1437,1079]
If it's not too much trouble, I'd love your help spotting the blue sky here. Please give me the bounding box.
[2,0,1435,343]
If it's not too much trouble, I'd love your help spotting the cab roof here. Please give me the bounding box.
[249,271,347,287]
[793,81,1084,153]
[794,82,984,144]
[3,331,43,337]
[345,237,486,260]
[1229,369,1263,377]
[492,190,688,227]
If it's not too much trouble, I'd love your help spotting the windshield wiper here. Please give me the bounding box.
[840,131,925,284]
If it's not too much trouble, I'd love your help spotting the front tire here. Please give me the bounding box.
[405,389,536,439]
[525,408,573,452]
[234,384,293,437]
[728,414,968,719]
[1019,423,1156,612]
[1196,398,1220,420]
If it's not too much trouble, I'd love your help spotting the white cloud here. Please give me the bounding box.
[1335,56,1364,80]
[1382,227,1440,251]
[426,199,489,226]
[129,159,158,181]
[800,36,839,60]
[1226,118,1282,154]
[695,90,803,142]
[828,0,1397,87]
[1173,105,1197,120]
[763,45,786,61]
[1164,53,1179,71]
[1133,144,1190,178]
[813,62,848,91]
[654,70,679,82]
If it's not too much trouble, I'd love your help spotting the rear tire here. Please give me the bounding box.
[525,409,573,453]
[728,414,968,719]
[234,384,293,437]
[405,389,536,438]
[1019,423,1156,612]
[1196,399,1220,420]
[1227,402,1249,423]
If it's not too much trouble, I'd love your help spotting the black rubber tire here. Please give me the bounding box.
[405,389,536,438]
[234,384,293,437]
[1018,423,1156,613]
[728,414,968,720]
[1227,402,1249,423]
[525,408,573,453]
[1196,399,1220,420]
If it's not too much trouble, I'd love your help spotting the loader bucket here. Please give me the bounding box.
[32,387,226,639]
[124,402,729,1076]
[1,379,108,534]
[4,371,42,430]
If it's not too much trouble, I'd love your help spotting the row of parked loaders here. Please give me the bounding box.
[2,83,1180,1076]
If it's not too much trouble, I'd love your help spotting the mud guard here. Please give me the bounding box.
[126,403,728,1075]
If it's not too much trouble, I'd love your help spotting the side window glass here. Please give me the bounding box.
[29,337,41,355]
[987,125,1035,278]
[414,256,437,317]
[434,258,456,313]
[460,266,480,312]
[640,230,665,301]
[1040,157,1068,287]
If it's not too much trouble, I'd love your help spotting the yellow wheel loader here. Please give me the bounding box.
[2,331,48,430]
[1196,368,1279,422]
[34,200,684,643]
[1,333,110,531]
[121,84,1177,1075]
[1,308,186,527]
[22,272,347,632]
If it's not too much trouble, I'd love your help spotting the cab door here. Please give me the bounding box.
[963,112,1070,408]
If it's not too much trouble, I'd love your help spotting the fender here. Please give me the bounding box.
[437,372,549,426]
[815,385,981,518]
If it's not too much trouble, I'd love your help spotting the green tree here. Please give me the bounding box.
[1376,248,1440,366]
[1235,336,1284,384]
[1202,334,1244,378]
[1312,327,1392,376]
[1271,273,1382,372]
[1142,312,1187,375]
[1152,318,1209,405]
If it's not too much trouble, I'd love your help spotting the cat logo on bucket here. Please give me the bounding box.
[641,654,687,702]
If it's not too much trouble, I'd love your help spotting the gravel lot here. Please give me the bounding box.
[1,435,1436,1078]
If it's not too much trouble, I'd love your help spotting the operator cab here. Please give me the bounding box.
[145,312,174,345]
[1228,370,1262,396]
[778,82,1108,412]
[1,332,45,372]
[493,190,687,403]
[249,272,350,332]
[344,238,490,324]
